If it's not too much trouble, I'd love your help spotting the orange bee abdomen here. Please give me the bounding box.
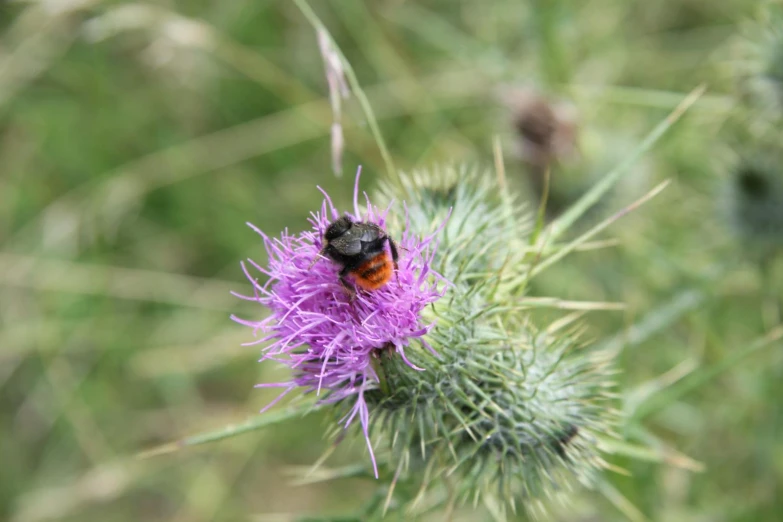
[353,253,393,290]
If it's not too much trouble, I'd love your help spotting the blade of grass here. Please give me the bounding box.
[625,358,699,414]
[632,326,783,421]
[129,332,251,378]
[168,430,265,522]
[293,0,397,181]
[83,4,314,104]
[137,402,323,458]
[6,66,485,252]
[286,464,370,485]
[35,354,115,463]
[529,167,551,247]
[11,460,144,522]
[596,288,711,357]
[546,85,705,241]
[598,437,704,472]
[387,2,489,63]
[568,83,733,112]
[597,479,649,522]
[333,1,470,169]
[518,297,626,311]
[0,253,239,310]
[531,180,671,278]
[0,9,79,109]
[532,0,570,87]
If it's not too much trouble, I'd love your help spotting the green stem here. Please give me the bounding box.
[532,0,570,87]
[371,354,391,396]
[137,402,322,457]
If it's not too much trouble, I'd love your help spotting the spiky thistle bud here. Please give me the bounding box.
[363,167,617,517]
[237,166,617,518]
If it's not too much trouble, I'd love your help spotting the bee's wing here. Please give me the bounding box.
[332,235,363,255]
[359,224,384,243]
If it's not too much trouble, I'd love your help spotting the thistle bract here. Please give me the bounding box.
[233,170,445,476]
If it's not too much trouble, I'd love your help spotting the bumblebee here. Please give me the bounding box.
[313,216,399,297]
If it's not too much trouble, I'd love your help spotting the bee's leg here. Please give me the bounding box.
[387,237,400,271]
[387,237,402,288]
[338,267,357,301]
[339,278,357,301]
[308,245,328,270]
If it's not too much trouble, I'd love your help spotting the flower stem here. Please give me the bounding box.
[371,353,391,396]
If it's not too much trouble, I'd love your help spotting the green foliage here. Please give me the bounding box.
[733,1,783,118]
[2,1,783,522]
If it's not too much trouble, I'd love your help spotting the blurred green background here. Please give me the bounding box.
[2,0,782,520]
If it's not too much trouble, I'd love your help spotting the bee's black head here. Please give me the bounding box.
[324,216,353,240]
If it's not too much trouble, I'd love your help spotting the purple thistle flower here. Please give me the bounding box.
[232,168,446,477]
